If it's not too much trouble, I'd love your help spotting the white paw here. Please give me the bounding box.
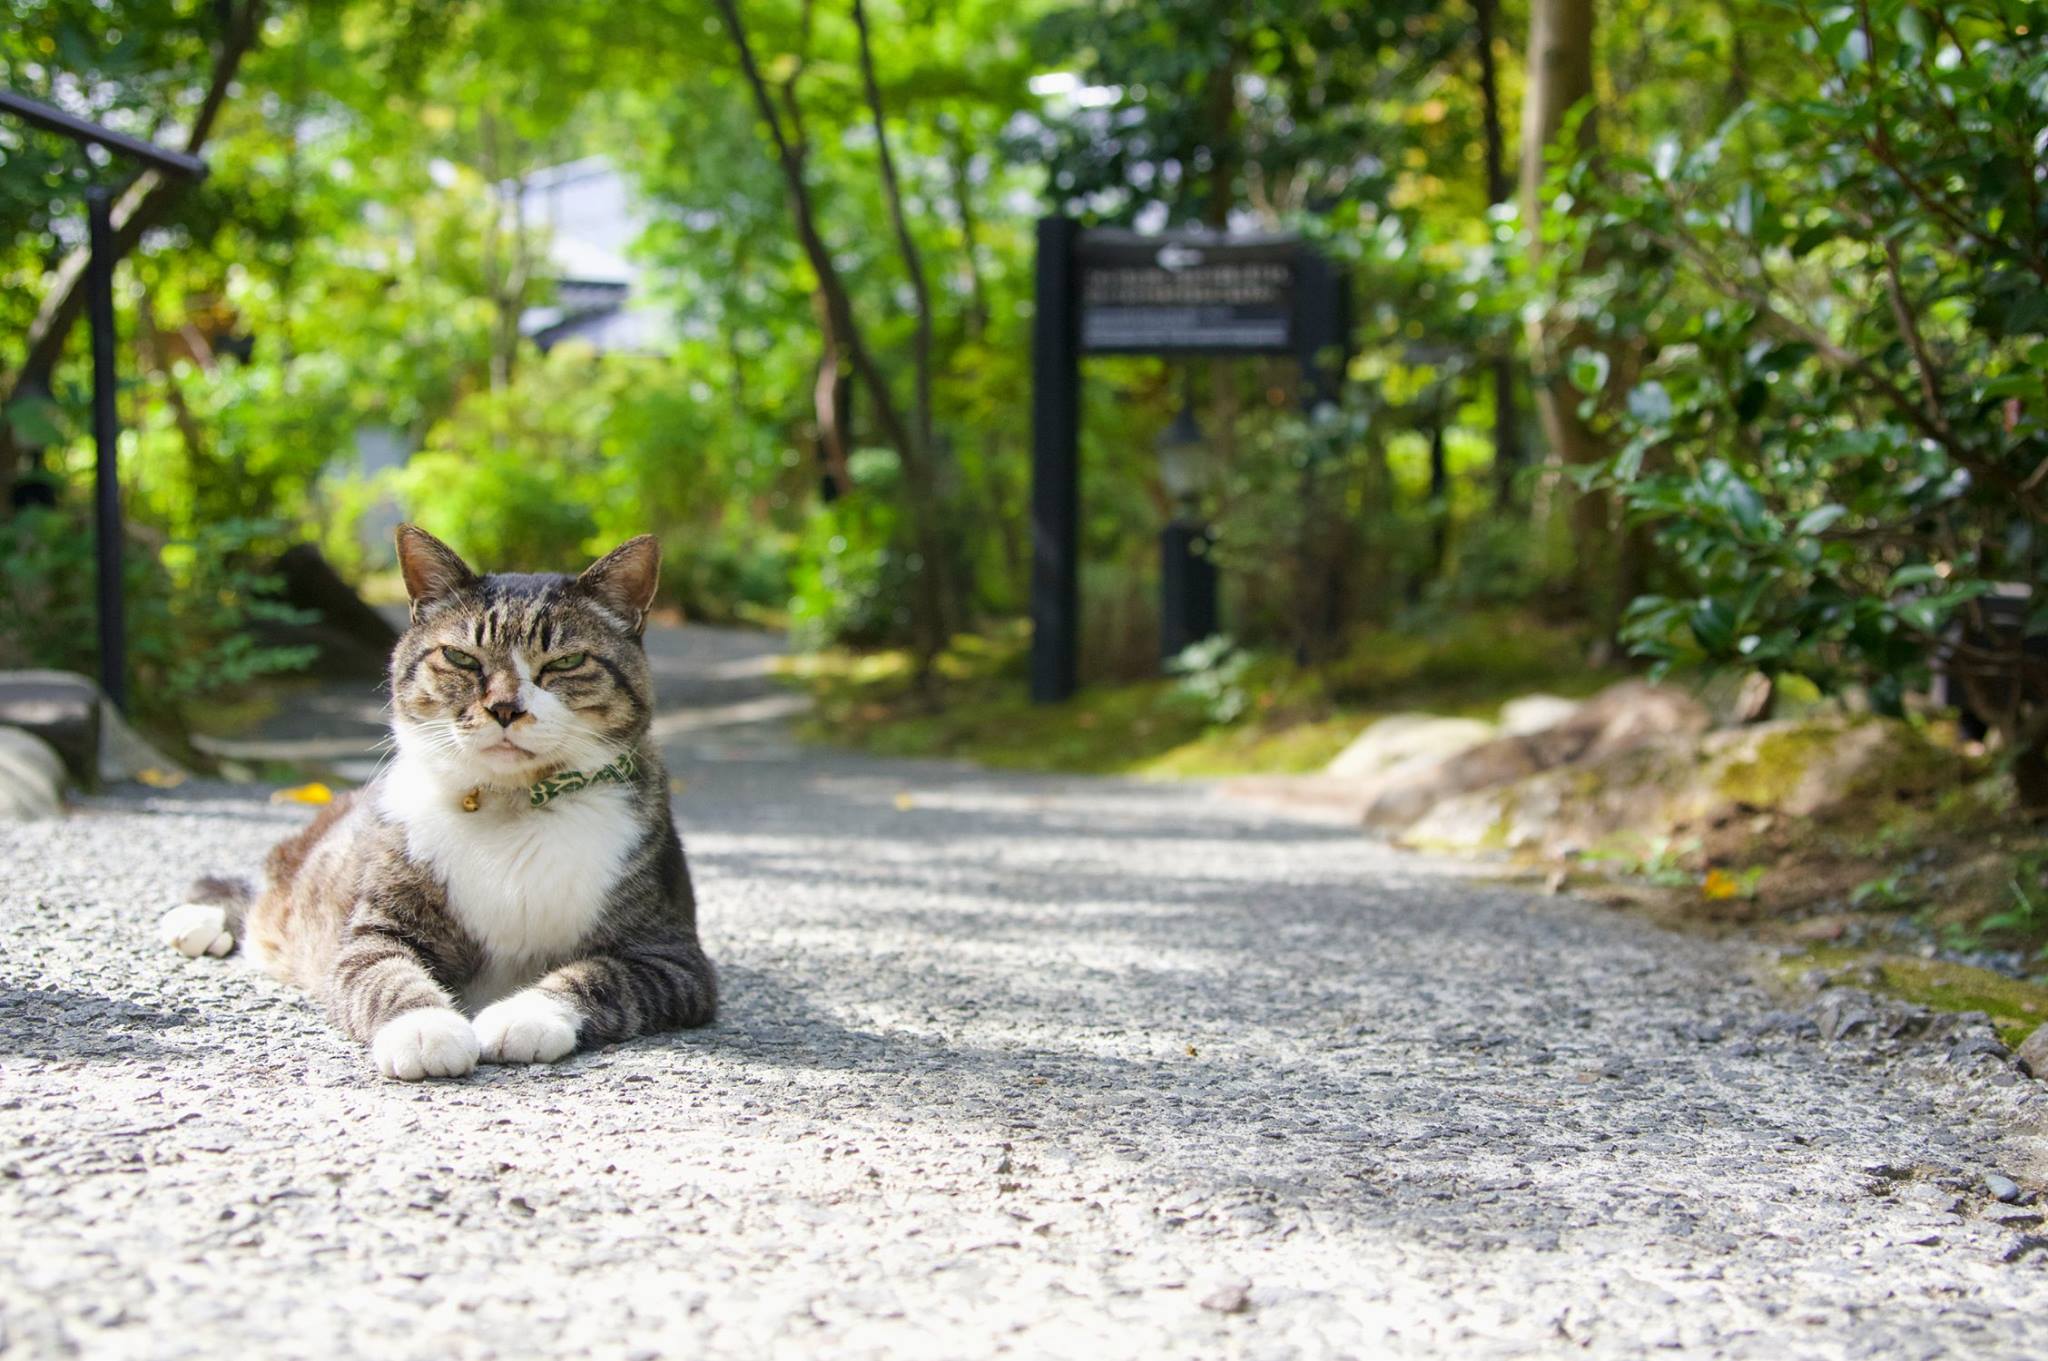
[371,1008,480,1081]
[158,903,233,959]
[474,991,580,1065]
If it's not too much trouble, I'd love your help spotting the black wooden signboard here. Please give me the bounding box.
[1030,217,1351,703]
[1075,232,1303,355]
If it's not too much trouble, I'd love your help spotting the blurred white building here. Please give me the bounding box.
[509,156,673,355]
[354,156,670,562]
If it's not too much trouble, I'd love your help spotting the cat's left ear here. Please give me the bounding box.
[578,535,661,634]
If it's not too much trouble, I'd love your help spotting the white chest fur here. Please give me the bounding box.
[379,757,641,999]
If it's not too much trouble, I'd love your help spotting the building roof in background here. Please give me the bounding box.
[509,156,672,354]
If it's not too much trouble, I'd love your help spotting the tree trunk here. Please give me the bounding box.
[2014,738,2048,820]
[851,0,964,653]
[1520,0,1613,617]
[714,0,956,668]
[1474,0,1524,508]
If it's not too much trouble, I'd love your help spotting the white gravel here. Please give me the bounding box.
[4,628,2048,1359]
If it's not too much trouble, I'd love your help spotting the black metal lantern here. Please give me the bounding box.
[1155,384,1218,665]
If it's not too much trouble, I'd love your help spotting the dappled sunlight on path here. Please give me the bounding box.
[3,626,2046,1357]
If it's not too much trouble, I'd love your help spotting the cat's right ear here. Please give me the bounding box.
[395,525,478,617]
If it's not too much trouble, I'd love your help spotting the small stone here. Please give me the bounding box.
[1818,999,1877,1042]
[2015,1025,2048,1077]
[1985,1173,2023,1204]
[1947,1034,2010,1065]
[1200,1282,1252,1315]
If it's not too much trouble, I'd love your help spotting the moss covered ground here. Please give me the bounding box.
[786,613,1617,778]
[1779,948,2048,1047]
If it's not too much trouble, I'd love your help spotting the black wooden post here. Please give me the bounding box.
[1292,250,1352,662]
[1030,215,1082,704]
[1159,520,1217,662]
[86,188,127,714]
[1293,250,1349,410]
[1027,223,1349,697]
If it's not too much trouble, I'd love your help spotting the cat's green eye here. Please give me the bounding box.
[541,652,588,674]
[441,647,482,671]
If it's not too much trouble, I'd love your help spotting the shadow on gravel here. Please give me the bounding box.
[708,963,1375,1144]
[679,775,1373,849]
[0,981,196,1061]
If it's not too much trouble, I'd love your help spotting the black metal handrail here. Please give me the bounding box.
[0,89,209,180]
[2,86,210,713]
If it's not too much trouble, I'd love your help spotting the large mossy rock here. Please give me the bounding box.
[0,726,65,819]
[0,670,101,787]
[1326,714,1496,780]
[1498,693,1582,735]
[0,669,184,788]
[1400,715,1965,856]
[1360,681,1710,829]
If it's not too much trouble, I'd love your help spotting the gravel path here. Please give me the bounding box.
[5,627,2048,1359]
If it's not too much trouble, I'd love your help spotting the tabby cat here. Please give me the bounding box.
[158,526,717,1080]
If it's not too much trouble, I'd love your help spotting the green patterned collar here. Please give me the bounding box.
[527,749,642,808]
[457,750,643,813]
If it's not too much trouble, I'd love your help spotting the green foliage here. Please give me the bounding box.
[1580,836,1703,889]
[1026,0,1460,226]
[1850,872,1920,912]
[1560,1,2048,767]
[1166,635,1257,724]
[1982,850,2048,953]
[389,344,801,619]
[789,450,917,648]
[0,507,315,727]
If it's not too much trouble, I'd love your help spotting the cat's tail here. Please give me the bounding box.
[157,875,254,960]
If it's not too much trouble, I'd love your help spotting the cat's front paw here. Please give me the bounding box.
[372,1007,480,1081]
[475,991,580,1065]
[158,903,233,958]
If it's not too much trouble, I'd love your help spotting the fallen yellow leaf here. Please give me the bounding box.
[1701,868,1739,900]
[271,782,334,806]
[135,767,186,789]
[893,792,916,811]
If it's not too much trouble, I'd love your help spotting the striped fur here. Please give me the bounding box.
[174,528,715,1080]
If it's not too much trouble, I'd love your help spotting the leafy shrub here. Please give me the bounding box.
[1558,0,2048,805]
[0,507,315,729]
[788,449,917,648]
[1167,634,1258,725]
[380,345,800,616]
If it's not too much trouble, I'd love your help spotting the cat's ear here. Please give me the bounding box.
[395,525,478,615]
[578,535,661,633]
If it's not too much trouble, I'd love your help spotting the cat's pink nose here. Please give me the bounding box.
[486,700,525,728]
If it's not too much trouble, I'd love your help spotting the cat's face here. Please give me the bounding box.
[387,527,660,786]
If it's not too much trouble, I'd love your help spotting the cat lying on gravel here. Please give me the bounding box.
[158,526,717,1080]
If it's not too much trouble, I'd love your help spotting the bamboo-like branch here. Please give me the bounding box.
[1882,237,1947,432]
[851,0,934,463]
[710,0,918,471]
[712,0,954,656]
